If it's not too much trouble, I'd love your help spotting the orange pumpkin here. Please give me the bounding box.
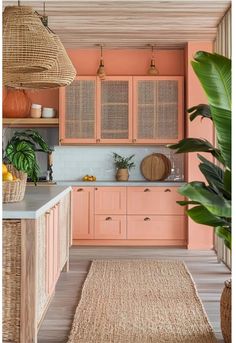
[3,89,31,118]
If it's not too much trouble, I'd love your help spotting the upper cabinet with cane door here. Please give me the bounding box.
[96,76,132,143]
[59,76,97,144]
[133,76,184,144]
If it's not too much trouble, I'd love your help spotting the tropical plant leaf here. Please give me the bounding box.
[197,154,230,198]
[215,227,231,249]
[191,51,231,169]
[12,129,51,152]
[224,168,231,194]
[178,181,231,218]
[186,205,229,227]
[177,200,200,206]
[167,138,224,164]
[188,104,212,121]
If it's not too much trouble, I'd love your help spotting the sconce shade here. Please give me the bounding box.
[3,6,59,73]
[3,34,76,89]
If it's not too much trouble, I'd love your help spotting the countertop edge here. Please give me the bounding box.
[3,186,72,220]
[56,181,186,187]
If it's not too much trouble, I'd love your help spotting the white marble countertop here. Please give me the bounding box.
[56,180,185,187]
[3,185,71,219]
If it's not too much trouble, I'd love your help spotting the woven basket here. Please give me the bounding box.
[3,6,59,73]
[3,220,21,342]
[3,34,76,89]
[2,165,27,203]
[220,279,231,343]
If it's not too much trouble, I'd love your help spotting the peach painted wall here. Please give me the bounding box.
[3,49,184,115]
[185,42,214,250]
[67,49,184,76]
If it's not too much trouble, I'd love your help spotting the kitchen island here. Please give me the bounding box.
[2,186,71,343]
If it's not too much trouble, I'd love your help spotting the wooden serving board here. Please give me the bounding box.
[140,153,171,181]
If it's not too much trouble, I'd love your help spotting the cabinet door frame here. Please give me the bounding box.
[72,187,95,239]
[96,76,133,144]
[59,76,97,144]
[132,76,184,144]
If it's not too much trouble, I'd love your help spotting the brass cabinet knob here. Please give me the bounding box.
[144,188,151,192]
[105,217,112,221]
[96,138,101,143]
[77,188,83,192]
[144,217,151,221]
[164,189,171,192]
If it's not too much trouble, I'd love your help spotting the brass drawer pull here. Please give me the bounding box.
[77,188,83,192]
[95,187,98,190]
[105,217,112,221]
[144,217,151,221]
[164,189,171,192]
[144,188,151,192]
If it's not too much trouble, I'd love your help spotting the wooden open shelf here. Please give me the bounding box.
[2,117,59,128]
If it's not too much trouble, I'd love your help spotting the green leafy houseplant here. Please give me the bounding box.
[168,51,231,249]
[3,129,51,184]
[113,153,135,181]
[113,153,135,170]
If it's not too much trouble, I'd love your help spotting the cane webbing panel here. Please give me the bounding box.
[101,80,129,139]
[65,79,95,139]
[137,80,179,139]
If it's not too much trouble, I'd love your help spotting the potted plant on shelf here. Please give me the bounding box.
[113,152,135,181]
[168,51,231,343]
[2,129,51,203]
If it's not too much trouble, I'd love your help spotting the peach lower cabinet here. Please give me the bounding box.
[72,186,187,246]
[2,186,71,343]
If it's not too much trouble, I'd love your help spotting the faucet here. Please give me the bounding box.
[47,151,53,182]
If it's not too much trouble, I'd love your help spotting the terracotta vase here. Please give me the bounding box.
[220,279,231,343]
[116,168,129,181]
[3,89,31,118]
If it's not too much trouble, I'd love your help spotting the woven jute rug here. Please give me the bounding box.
[67,260,217,343]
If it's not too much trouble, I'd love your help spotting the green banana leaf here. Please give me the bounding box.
[188,104,212,121]
[167,138,224,164]
[191,51,231,169]
[178,182,231,218]
[186,205,230,227]
[215,227,231,249]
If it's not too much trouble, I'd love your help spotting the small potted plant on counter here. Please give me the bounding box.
[113,152,135,181]
[2,129,51,202]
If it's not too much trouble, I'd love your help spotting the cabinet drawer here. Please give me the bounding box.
[127,187,184,214]
[95,215,126,239]
[95,187,126,214]
[127,215,186,240]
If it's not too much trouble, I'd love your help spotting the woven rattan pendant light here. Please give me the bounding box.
[147,45,159,76]
[3,11,76,89]
[97,45,106,80]
[3,5,59,73]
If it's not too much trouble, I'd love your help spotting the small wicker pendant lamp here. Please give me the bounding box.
[3,5,59,73]
[147,45,159,76]
[3,10,76,89]
[97,45,106,80]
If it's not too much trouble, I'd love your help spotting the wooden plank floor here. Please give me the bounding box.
[38,247,230,343]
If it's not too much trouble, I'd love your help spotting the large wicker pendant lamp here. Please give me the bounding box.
[3,12,76,89]
[3,5,59,73]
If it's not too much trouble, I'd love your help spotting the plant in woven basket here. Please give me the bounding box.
[168,51,231,343]
[3,129,51,184]
[113,153,135,181]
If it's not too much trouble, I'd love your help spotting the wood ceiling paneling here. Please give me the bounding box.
[3,0,231,49]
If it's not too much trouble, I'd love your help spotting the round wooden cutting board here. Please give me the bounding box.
[140,153,171,181]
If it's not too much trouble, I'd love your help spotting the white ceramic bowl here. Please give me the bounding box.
[42,107,56,118]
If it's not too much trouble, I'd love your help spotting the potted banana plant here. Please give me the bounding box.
[168,51,231,343]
